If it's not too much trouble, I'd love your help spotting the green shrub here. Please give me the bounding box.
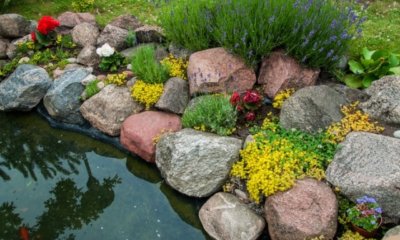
[161,0,364,68]
[182,94,237,136]
[85,80,100,99]
[98,52,126,72]
[131,45,170,84]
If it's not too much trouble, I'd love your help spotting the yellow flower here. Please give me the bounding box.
[160,54,189,80]
[105,73,128,86]
[131,80,164,109]
[272,88,295,109]
[56,34,63,45]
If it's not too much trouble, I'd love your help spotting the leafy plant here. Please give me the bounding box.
[72,0,95,12]
[182,94,237,136]
[125,30,137,48]
[98,52,126,72]
[344,47,400,88]
[131,45,170,84]
[160,0,364,68]
[0,58,20,78]
[85,80,101,99]
[31,16,60,47]
[347,196,382,232]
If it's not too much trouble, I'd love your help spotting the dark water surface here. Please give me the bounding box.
[0,111,207,240]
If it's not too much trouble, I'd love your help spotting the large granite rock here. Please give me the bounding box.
[72,22,99,47]
[135,25,164,43]
[187,48,256,95]
[258,51,319,98]
[109,14,143,31]
[280,85,348,133]
[155,77,189,114]
[77,46,100,66]
[0,64,51,111]
[155,129,242,197]
[57,12,96,28]
[360,76,400,125]
[383,226,400,240]
[265,178,338,240]
[43,68,90,124]
[326,132,400,222]
[199,192,265,240]
[97,24,129,51]
[0,14,31,38]
[120,111,182,162]
[80,84,144,136]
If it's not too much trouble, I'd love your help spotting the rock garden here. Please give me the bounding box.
[1,0,400,239]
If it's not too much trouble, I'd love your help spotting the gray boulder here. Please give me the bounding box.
[383,226,400,240]
[199,192,265,240]
[155,77,189,114]
[326,132,400,222]
[0,38,9,59]
[135,25,164,43]
[43,68,90,124]
[360,76,400,125]
[77,46,100,66]
[58,12,96,28]
[280,85,348,133]
[156,129,242,197]
[0,64,51,111]
[109,14,143,31]
[72,22,100,47]
[80,84,144,136]
[0,14,31,38]
[97,24,129,51]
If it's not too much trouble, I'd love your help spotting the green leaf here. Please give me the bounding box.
[348,60,365,74]
[362,75,374,88]
[344,75,363,89]
[389,54,400,67]
[361,58,374,68]
[371,50,389,61]
[389,66,400,75]
[362,47,375,60]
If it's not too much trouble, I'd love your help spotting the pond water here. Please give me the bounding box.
[0,111,208,240]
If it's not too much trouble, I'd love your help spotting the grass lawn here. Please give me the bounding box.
[1,0,400,56]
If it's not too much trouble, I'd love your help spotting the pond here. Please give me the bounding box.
[0,111,208,240]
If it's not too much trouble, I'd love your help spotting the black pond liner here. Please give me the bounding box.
[36,102,130,154]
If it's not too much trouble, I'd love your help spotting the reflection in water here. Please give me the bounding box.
[0,112,206,240]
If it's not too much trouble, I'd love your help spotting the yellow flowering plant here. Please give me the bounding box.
[160,54,189,80]
[131,80,164,109]
[105,73,128,86]
[272,88,295,109]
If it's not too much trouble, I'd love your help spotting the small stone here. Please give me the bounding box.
[127,64,132,70]
[67,58,77,63]
[18,57,30,64]
[394,130,400,139]
[126,78,137,88]
[77,46,99,66]
[96,81,105,89]
[81,74,97,86]
[86,67,93,73]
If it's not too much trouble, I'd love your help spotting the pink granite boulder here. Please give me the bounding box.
[187,48,256,96]
[265,178,338,240]
[258,51,320,98]
[120,111,182,163]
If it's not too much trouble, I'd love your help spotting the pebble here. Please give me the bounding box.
[67,58,77,63]
[18,57,30,64]
[127,64,132,70]
[81,74,97,86]
[393,130,400,139]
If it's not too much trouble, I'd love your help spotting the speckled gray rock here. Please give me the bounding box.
[155,129,242,197]
[72,22,100,47]
[199,192,265,240]
[135,25,164,43]
[43,68,90,124]
[0,38,9,59]
[0,64,51,111]
[77,46,100,66]
[155,77,189,114]
[383,226,400,240]
[109,14,143,31]
[280,85,347,133]
[360,76,400,125]
[265,178,338,240]
[97,24,129,51]
[326,132,400,222]
[80,85,144,136]
[0,14,31,38]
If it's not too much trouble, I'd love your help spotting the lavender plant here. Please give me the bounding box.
[161,0,365,69]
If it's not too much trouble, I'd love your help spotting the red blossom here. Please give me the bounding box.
[245,112,256,121]
[230,91,240,106]
[30,32,36,42]
[243,90,261,104]
[37,16,60,35]
[236,105,243,112]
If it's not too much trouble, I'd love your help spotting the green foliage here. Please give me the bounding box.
[125,30,137,48]
[182,95,237,136]
[160,0,363,68]
[0,58,20,78]
[99,52,126,72]
[72,0,95,12]
[343,47,400,88]
[85,80,100,99]
[131,45,169,84]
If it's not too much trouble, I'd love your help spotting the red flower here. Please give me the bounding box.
[30,32,36,42]
[37,16,60,35]
[230,91,240,106]
[243,90,261,104]
[245,112,256,121]
[236,105,243,112]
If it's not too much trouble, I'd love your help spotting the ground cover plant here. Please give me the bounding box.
[182,94,237,136]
